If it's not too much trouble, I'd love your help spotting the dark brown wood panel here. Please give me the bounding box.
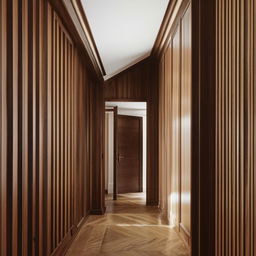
[117,115,143,193]
[104,59,153,101]
[0,0,7,255]
[0,0,103,255]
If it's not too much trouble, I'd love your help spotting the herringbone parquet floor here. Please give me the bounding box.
[66,193,190,256]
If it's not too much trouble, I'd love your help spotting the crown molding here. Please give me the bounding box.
[71,0,106,74]
[151,0,190,59]
[54,0,106,79]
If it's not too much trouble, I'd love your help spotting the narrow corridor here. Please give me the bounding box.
[67,194,189,256]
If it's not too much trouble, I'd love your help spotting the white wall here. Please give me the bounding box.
[105,112,114,193]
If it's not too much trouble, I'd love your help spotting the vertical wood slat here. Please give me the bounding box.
[56,20,60,245]
[52,16,57,250]
[67,41,71,232]
[215,0,255,255]
[46,3,52,254]
[73,48,77,225]
[64,31,67,236]
[1,0,95,254]
[59,27,63,241]
[0,0,7,255]
[31,0,37,254]
[7,0,19,255]
[21,0,29,254]
[38,0,46,254]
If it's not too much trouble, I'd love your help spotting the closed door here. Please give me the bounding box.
[117,115,143,193]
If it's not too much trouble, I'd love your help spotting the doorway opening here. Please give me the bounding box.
[104,101,147,204]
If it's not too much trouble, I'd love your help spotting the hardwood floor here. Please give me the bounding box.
[66,193,190,256]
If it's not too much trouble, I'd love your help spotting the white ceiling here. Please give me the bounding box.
[81,0,169,79]
[106,101,147,110]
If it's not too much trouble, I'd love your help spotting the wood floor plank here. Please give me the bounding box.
[67,193,189,256]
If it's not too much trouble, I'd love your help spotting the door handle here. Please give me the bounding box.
[118,154,125,162]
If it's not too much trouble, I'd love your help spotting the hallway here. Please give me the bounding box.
[67,194,189,256]
[1,0,256,255]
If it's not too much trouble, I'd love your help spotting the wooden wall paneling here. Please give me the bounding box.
[0,0,7,255]
[91,82,106,214]
[157,0,256,254]
[146,60,159,206]
[77,57,82,222]
[163,55,166,214]
[73,48,78,224]
[59,24,64,242]
[215,0,256,255]
[56,18,60,246]
[172,24,181,229]
[158,2,192,247]
[63,26,67,237]
[6,0,19,255]
[20,0,29,254]
[67,40,70,235]
[27,0,36,254]
[70,41,74,231]
[180,4,191,241]
[52,14,57,250]
[46,3,53,253]
[253,2,256,254]
[191,0,216,254]
[104,59,153,101]
[166,44,172,223]
[72,33,77,229]
[34,0,40,253]
[158,57,163,210]
[0,0,97,254]
[246,2,255,255]
[38,0,47,254]
[64,29,68,237]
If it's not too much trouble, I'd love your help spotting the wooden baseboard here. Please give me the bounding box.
[179,223,191,247]
[146,201,159,206]
[90,207,106,215]
[51,215,89,256]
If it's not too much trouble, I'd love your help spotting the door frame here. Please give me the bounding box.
[105,107,118,200]
[104,101,148,202]
[117,115,143,193]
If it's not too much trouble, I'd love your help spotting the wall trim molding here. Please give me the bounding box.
[90,207,106,215]
[151,0,190,58]
[146,201,159,206]
[51,215,89,256]
[49,0,105,81]
[179,223,191,246]
[70,0,106,75]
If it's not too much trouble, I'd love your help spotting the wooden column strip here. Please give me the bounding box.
[0,0,7,254]
[21,0,29,254]
[46,2,52,254]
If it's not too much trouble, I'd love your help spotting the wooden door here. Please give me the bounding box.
[117,115,143,193]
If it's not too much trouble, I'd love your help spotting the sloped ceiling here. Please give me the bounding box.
[81,0,169,79]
